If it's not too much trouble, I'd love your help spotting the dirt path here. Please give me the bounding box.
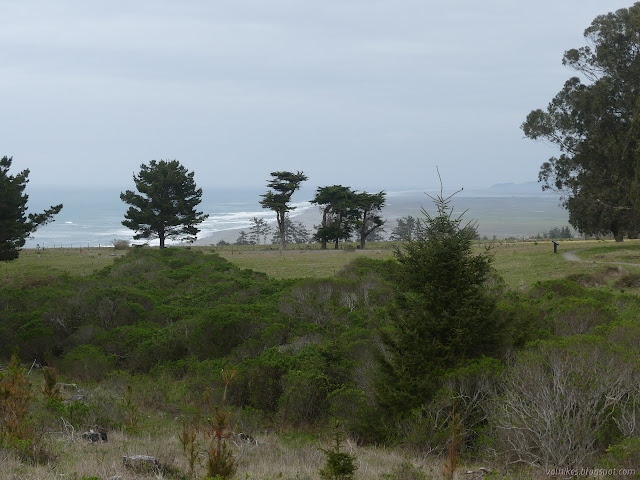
[562,250,583,262]
[562,249,640,267]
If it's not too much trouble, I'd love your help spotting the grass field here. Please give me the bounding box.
[5,239,640,290]
[0,247,126,281]
[574,242,640,262]
[483,239,640,288]
[215,247,394,279]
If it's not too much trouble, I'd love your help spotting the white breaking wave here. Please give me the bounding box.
[23,187,569,248]
[25,190,315,248]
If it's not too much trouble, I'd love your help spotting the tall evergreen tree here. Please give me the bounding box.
[270,217,310,245]
[377,186,500,416]
[353,191,386,250]
[389,215,421,242]
[248,217,271,245]
[311,185,358,249]
[0,156,62,261]
[235,230,252,245]
[120,159,208,248]
[522,4,640,241]
[260,171,307,250]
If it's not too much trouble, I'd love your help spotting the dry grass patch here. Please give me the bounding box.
[567,265,628,288]
[614,272,640,288]
[3,427,510,480]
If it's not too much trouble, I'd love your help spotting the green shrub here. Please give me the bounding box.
[278,370,329,426]
[0,354,53,464]
[551,296,614,336]
[597,437,640,478]
[327,387,378,443]
[0,354,32,442]
[42,366,61,401]
[382,461,427,480]
[60,344,115,381]
[319,424,357,480]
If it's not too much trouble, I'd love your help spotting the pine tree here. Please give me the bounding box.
[319,423,357,480]
[377,184,500,416]
[120,159,208,248]
[353,191,386,249]
[235,231,252,245]
[0,156,62,261]
[389,215,421,242]
[248,217,271,245]
[311,185,358,249]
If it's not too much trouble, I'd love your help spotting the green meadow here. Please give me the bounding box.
[7,238,640,289]
[1,239,640,479]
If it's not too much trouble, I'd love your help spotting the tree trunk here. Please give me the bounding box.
[611,222,624,242]
[159,232,165,248]
[360,212,368,250]
[321,208,328,250]
[278,212,286,250]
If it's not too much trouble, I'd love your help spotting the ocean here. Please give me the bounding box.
[23,185,570,248]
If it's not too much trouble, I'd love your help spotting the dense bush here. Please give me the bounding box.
[4,243,640,472]
[1,248,396,436]
[377,191,502,416]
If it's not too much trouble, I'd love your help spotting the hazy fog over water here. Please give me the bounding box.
[25,185,569,248]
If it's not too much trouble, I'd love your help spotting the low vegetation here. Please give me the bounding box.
[1,235,640,479]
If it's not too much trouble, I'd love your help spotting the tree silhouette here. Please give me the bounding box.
[121,159,208,248]
[0,156,62,261]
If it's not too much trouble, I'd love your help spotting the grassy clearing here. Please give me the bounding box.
[215,239,640,289]
[5,240,640,290]
[0,247,126,282]
[488,240,640,289]
[0,416,488,480]
[216,248,394,279]
[574,240,640,262]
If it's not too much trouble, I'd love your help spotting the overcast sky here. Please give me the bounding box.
[1,1,632,191]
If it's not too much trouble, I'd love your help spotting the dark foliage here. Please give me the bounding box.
[260,171,308,250]
[522,4,640,240]
[377,188,501,416]
[120,159,208,248]
[0,156,62,261]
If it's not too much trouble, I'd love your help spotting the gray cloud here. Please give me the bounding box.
[0,0,630,190]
